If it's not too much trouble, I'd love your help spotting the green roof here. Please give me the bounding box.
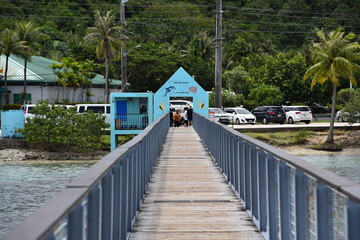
[0,54,122,86]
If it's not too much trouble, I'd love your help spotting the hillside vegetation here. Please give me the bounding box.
[1,0,360,108]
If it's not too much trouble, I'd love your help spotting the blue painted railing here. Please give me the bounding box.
[193,113,360,240]
[2,113,169,240]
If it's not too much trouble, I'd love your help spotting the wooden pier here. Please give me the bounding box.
[129,127,263,240]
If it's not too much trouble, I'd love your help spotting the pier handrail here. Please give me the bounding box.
[193,113,360,240]
[2,113,170,240]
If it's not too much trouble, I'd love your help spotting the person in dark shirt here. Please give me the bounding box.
[186,105,193,126]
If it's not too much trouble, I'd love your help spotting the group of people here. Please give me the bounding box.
[170,105,193,127]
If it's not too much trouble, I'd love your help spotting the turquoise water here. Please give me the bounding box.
[0,161,94,238]
[299,153,360,184]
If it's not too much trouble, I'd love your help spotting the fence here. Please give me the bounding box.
[115,113,149,130]
[2,113,169,240]
[193,113,360,240]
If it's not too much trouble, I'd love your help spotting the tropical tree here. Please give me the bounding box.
[49,57,96,102]
[85,10,123,103]
[304,30,360,144]
[16,21,48,104]
[0,28,28,104]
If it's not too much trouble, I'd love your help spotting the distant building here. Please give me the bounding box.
[0,54,123,105]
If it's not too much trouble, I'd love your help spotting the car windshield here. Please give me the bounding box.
[297,107,310,111]
[235,109,251,114]
[285,107,297,111]
[210,108,223,114]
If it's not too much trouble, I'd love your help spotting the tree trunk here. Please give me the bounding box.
[326,84,337,143]
[104,55,109,104]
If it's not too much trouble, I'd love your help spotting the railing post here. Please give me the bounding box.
[87,183,101,240]
[267,155,278,239]
[101,171,113,239]
[244,142,251,210]
[317,183,332,240]
[251,147,259,220]
[258,151,267,232]
[120,159,128,240]
[295,170,308,240]
[113,163,121,240]
[279,162,290,239]
[348,200,360,240]
[68,203,84,240]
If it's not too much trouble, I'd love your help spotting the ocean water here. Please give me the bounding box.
[0,161,94,238]
[298,150,360,184]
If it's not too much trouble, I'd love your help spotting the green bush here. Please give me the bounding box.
[17,101,109,152]
[2,104,22,110]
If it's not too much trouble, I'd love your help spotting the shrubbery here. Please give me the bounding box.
[17,101,109,152]
[2,104,22,110]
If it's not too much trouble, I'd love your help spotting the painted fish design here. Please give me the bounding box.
[189,86,197,93]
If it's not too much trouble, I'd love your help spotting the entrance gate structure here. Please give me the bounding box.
[153,67,208,120]
[110,67,209,150]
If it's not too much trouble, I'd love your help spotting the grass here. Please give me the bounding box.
[244,130,312,146]
[101,134,136,148]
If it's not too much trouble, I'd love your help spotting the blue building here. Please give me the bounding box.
[110,67,208,150]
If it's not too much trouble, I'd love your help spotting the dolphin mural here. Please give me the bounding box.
[164,86,175,97]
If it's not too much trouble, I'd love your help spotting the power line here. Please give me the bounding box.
[225,19,360,29]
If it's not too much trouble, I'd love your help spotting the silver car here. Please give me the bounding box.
[223,107,256,125]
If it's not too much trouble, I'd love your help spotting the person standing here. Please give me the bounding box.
[183,107,188,127]
[186,105,193,126]
[173,109,182,127]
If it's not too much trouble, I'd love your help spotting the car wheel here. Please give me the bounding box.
[288,117,294,124]
[279,121,285,125]
[235,118,240,125]
[262,118,268,124]
[305,120,311,124]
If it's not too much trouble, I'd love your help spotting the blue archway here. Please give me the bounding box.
[154,67,209,120]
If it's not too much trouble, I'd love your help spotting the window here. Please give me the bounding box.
[13,93,31,104]
[87,106,105,113]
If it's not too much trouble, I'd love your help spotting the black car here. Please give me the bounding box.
[251,106,286,124]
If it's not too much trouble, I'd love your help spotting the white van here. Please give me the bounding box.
[75,104,110,124]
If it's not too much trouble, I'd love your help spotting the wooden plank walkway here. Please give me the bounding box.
[129,127,263,240]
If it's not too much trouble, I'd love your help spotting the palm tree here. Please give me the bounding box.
[0,28,28,104]
[85,10,123,103]
[16,21,47,104]
[304,30,360,144]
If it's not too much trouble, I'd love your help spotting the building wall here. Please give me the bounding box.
[3,85,107,104]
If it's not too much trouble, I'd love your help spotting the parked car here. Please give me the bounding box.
[251,106,286,124]
[75,104,110,124]
[209,108,231,124]
[21,104,36,121]
[336,110,360,122]
[169,100,192,111]
[282,106,312,124]
[22,104,75,122]
[223,107,256,125]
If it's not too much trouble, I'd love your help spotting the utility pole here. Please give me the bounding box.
[120,0,128,91]
[215,0,223,108]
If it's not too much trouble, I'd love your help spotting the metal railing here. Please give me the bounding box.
[115,113,149,130]
[193,113,360,240]
[2,113,170,240]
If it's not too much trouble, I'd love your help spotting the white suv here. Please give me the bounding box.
[282,106,312,124]
[169,100,192,111]
[223,107,256,125]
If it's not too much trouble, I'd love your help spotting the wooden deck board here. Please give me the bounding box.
[129,127,263,240]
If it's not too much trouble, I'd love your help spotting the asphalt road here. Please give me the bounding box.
[230,122,360,131]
